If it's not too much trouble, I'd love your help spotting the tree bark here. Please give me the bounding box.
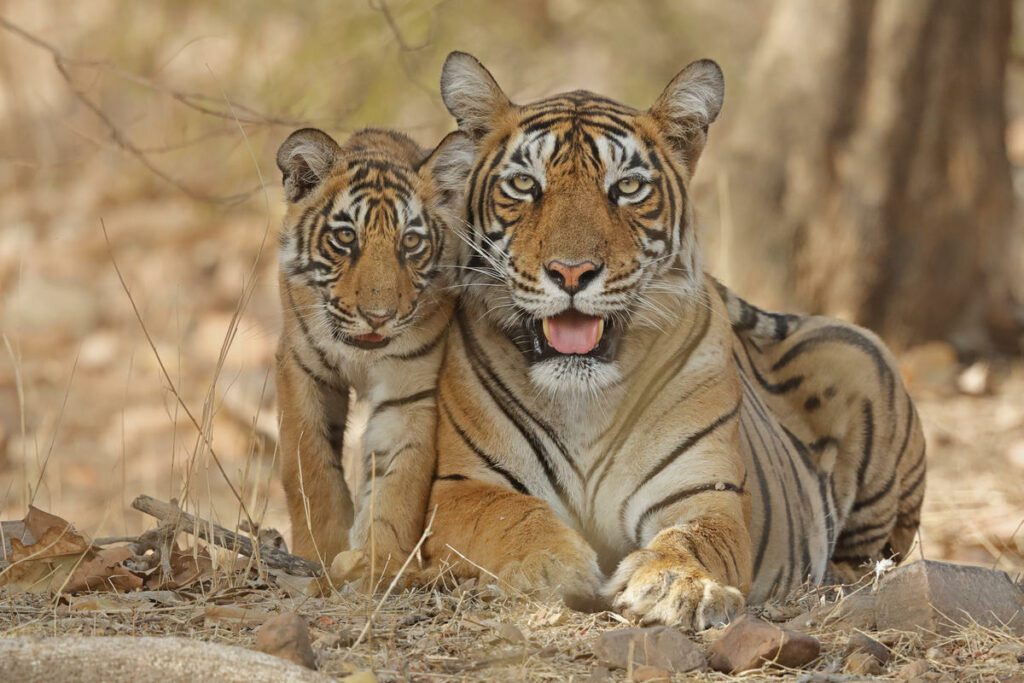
[713,0,1016,351]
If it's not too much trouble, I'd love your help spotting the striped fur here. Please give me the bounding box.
[420,53,925,629]
[274,127,471,568]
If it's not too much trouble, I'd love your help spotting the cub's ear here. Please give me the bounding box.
[417,130,476,201]
[276,128,341,202]
[649,59,724,172]
[440,51,511,139]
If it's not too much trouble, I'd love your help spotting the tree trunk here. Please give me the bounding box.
[713,0,1016,351]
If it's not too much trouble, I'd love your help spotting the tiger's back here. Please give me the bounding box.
[721,284,926,599]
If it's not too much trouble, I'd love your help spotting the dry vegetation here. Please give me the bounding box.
[1,1,1022,680]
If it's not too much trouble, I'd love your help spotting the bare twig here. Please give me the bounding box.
[131,495,322,577]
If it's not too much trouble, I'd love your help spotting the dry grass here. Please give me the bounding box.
[2,566,1023,681]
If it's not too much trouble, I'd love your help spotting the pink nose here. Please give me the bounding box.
[545,260,602,293]
[359,308,396,328]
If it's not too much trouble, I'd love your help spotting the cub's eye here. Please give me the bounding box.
[402,232,423,251]
[511,174,537,193]
[330,228,356,249]
[615,177,645,196]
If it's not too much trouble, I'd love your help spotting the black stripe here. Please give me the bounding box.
[435,473,468,482]
[619,403,740,526]
[441,401,530,496]
[741,418,773,579]
[737,344,803,394]
[371,388,436,417]
[389,327,447,360]
[633,482,742,545]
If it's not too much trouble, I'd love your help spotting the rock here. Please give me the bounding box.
[989,641,1024,662]
[785,592,877,633]
[631,665,671,681]
[340,674,377,683]
[956,361,991,396]
[254,612,317,670]
[589,665,611,682]
[875,560,1024,638]
[895,659,930,680]
[844,651,883,675]
[845,631,890,665]
[706,614,821,674]
[592,626,705,673]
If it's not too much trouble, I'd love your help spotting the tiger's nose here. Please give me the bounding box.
[545,260,603,294]
[358,307,396,328]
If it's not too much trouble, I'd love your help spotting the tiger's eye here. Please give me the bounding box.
[616,177,643,195]
[402,232,423,250]
[331,228,360,249]
[512,174,536,193]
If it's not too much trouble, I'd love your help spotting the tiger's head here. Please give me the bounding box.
[276,128,472,354]
[439,52,725,393]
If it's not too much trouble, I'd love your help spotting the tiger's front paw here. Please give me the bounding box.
[604,549,744,630]
[498,533,604,611]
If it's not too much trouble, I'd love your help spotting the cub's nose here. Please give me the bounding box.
[545,260,603,294]
[358,307,396,329]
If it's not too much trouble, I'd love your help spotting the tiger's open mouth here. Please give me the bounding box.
[346,332,392,350]
[514,309,621,363]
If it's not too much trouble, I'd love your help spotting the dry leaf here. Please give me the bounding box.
[272,569,322,598]
[69,594,141,612]
[64,546,143,593]
[0,507,98,594]
[203,604,272,629]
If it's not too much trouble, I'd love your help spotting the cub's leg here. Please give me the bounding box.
[605,490,752,630]
[425,478,603,607]
[277,352,353,565]
[349,390,439,573]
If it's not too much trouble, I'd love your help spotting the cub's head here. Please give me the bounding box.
[276,128,471,352]
[440,52,724,393]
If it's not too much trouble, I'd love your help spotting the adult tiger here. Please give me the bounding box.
[422,52,926,629]
[275,127,472,569]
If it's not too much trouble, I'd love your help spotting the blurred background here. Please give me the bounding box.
[1,0,1021,575]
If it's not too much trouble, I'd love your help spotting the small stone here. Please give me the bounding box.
[340,673,377,683]
[956,361,991,395]
[592,626,705,673]
[589,665,611,682]
[631,665,671,681]
[707,614,821,673]
[844,651,883,675]
[845,631,890,665]
[989,641,1024,661]
[875,560,1024,639]
[785,592,877,633]
[895,659,930,680]
[254,612,317,670]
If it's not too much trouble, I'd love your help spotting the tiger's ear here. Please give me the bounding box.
[440,51,512,139]
[649,59,724,172]
[276,128,341,202]
[417,130,476,202]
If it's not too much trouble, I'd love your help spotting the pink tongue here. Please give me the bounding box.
[546,311,601,354]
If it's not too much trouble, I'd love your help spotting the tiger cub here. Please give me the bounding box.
[420,52,925,629]
[275,127,471,570]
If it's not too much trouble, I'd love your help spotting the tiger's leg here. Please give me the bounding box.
[425,478,604,606]
[605,490,752,630]
[349,391,439,573]
[277,352,353,566]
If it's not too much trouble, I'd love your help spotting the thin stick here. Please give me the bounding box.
[346,506,437,654]
[130,495,321,577]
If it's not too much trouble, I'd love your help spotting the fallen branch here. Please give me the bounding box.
[131,495,322,577]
